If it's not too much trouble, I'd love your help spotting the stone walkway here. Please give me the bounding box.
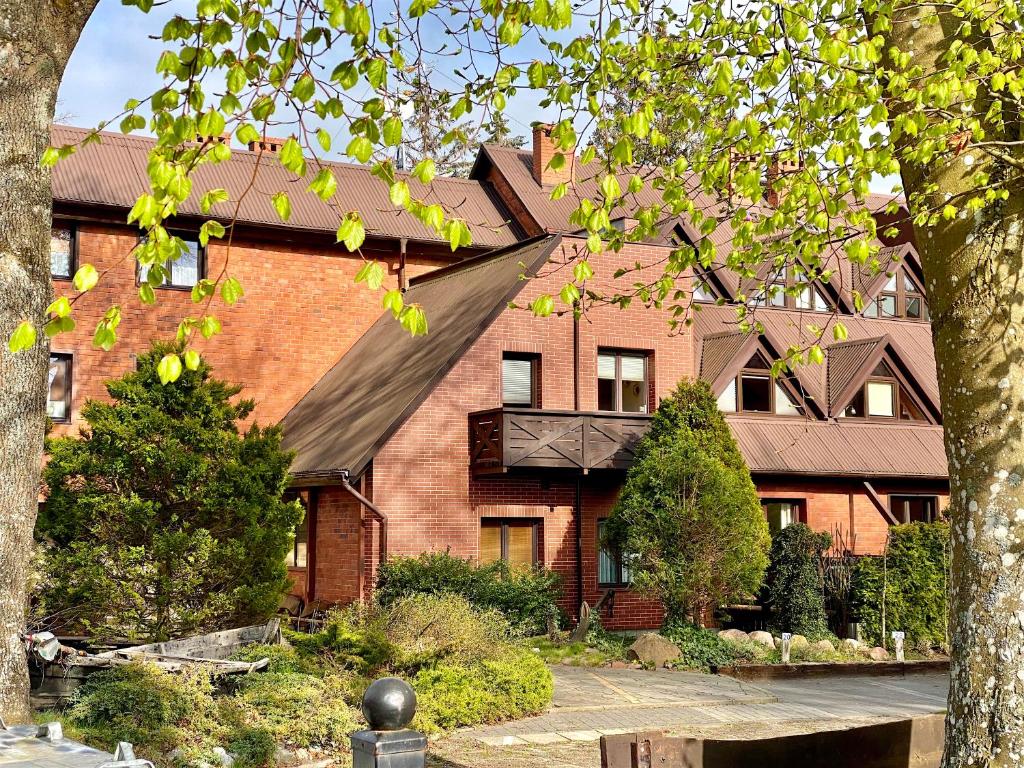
[0,725,111,768]
[467,666,949,746]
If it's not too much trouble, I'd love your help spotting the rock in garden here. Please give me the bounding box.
[867,646,890,661]
[813,639,836,653]
[748,631,775,648]
[212,748,235,768]
[627,632,682,668]
[841,638,861,651]
[718,629,750,642]
[790,634,810,650]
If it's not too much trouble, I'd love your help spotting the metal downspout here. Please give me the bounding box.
[341,473,388,560]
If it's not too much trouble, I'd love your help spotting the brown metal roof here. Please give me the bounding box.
[694,304,940,418]
[50,125,520,248]
[727,416,948,478]
[699,331,756,389]
[826,337,886,410]
[280,235,562,480]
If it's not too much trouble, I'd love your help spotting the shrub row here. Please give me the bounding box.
[375,551,562,635]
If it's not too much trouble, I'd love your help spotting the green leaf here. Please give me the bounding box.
[445,219,472,251]
[184,348,202,371]
[41,147,61,169]
[139,282,157,305]
[291,72,316,103]
[389,180,411,208]
[199,220,226,246]
[272,191,292,222]
[383,117,403,147]
[382,289,404,317]
[411,158,435,184]
[560,283,581,305]
[200,188,229,214]
[157,353,183,385]
[8,321,36,352]
[221,276,244,305]
[279,138,306,176]
[346,136,373,164]
[808,344,825,365]
[399,304,428,336]
[573,260,594,282]
[46,297,72,318]
[355,260,386,290]
[200,315,222,339]
[833,323,849,341]
[73,264,100,293]
[308,169,338,202]
[530,295,555,317]
[337,215,366,251]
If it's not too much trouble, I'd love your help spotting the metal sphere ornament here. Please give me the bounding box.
[361,677,417,731]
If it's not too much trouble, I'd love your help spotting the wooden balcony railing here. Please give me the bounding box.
[468,407,653,475]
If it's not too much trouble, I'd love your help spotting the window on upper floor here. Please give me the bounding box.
[51,224,75,280]
[716,353,804,416]
[502,353,540,407]
[753,266,830,312]
[480,519,538,569]
[692,268,718,302]
[597,350,649,413]
[890,495,940,524]
[863,268,929,320]
[48,354,72,423]
[840,361,927,420]
[137,233,204,289]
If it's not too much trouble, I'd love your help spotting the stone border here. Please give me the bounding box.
[713,658,949,681]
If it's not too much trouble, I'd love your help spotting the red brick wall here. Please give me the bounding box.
[307,486,364,604]
[366,237,690,630]
[48,221,449,432]
[754,475,950,555]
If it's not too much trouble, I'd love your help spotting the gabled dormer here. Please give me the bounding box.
[747,260,833,313]
[857,244,929,321]
[700,331,823,418]
[827,336,941,423]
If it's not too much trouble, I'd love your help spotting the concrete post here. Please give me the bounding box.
[892,631,905,663]
[351,678,427,768]
[781,633,792,663]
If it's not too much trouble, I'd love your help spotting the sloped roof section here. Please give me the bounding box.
[693,304,939,417]
[281,235,562,480]
[699,331,755,388]
[728,417,947,478]
[826,337,886,410]
[50,125,519,248]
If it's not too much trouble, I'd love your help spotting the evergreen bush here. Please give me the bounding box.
[605,380,770,622]
[851,521,950,651]
[761,523,832,639]
[375,551,562,634]
[37,343,302,641]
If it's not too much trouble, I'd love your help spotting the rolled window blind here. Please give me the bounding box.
[502,357,534,405]
[597,354,617,379]
[620,354,645,382]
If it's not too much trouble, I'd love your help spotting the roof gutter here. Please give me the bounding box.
[341,470,388,560]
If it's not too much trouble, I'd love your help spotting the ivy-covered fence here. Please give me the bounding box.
[851,522,950,652]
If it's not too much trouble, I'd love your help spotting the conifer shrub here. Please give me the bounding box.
[36,343,302,641]
[761,523,832,639]
[851,521,950,651]
[606,381,770,623]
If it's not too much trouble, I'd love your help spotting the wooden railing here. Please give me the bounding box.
[468,407,653,475]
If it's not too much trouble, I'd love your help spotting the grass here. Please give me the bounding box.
[524,631,634,667]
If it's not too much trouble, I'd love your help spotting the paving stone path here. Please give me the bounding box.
[0,725,111,768]
[467,666,949,746]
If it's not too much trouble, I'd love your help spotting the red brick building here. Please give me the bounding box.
[45,124,948,630]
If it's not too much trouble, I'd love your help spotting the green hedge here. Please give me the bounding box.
[375,551,562,635]
[761,523,832,639]
[851,521,950,651]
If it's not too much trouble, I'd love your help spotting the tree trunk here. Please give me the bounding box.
[0,0,98,723]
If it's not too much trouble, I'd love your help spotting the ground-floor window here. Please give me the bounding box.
[890,495,939,524]
[762,499,803,535]
[48,353,72,422]
[286,495,309,568]
[596,519,632,586]
[480,519,538,569]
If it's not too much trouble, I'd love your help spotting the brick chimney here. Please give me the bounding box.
[247,136,289,154]
[765,154,802,207]
[532,124,574,186]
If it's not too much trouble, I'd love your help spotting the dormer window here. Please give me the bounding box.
[864,268,928,320]
[717,353,804,416]
[754,266,830,312]
[693,269,718,302]
[841,361,926,420]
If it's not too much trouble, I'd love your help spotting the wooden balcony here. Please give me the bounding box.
[468,407,653,476]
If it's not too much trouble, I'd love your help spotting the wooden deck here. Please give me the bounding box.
[468,408,652,475]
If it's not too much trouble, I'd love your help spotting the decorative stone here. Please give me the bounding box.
[841,638,861,651]
[626,633,682,668]
[361,677,418,731]
[789,634,810,650]
[718,629,750,642]
[813,639,836,653]
[748,631,775,648]
[212,747,235,767]
[867,646,890,661]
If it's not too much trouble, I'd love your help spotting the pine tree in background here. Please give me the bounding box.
[35,343,302,642]
[605,381,769,625]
